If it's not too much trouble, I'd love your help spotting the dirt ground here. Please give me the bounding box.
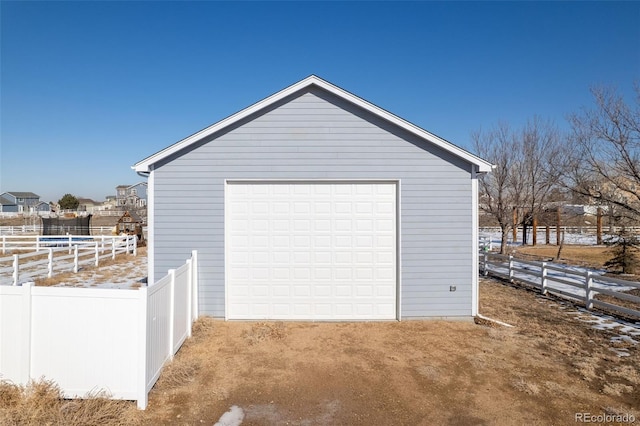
[136,278,639,426]
[2,243,639,425]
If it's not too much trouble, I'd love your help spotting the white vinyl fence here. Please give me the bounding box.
[480,252,640,319]
[0,225,122,236]
[0,250,198,409]
[0,235,137,286]
[1,234,136,253]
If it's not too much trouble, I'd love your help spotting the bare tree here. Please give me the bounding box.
[517,117,565,243]
[566,84,640,221]
[473,123,521,254]
[474,119,564,253]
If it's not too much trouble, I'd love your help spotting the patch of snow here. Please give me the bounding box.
[609,348,631,357]
[485,258,637,300]
[611,335,637,344]
[479,230,609,248]
[51,256,147,289]
[214,405,244,426]
[533,296,639,357]
[571,309,639,356]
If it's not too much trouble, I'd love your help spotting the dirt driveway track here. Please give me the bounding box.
[141,279,639,426]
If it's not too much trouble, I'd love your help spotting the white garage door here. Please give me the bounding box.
[225,181,397,320]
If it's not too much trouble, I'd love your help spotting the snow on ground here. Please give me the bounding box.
[52,253,147,289]
[486,259,639,356]
[551,301,640,357]
[479,230,606,249]
[484,259,638,300]
[484,248,640,356]
[214,406,245,426]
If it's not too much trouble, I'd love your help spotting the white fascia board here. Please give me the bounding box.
[310,78,494,173]
[132,76,319,173]
[132,75,494,173]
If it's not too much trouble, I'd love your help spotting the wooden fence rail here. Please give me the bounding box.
[480,252,640,319]
[0,235,137,285]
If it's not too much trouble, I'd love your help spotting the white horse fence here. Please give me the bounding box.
[480,252,640,319]
[0,250,199,409]
[0,235,137,286]
[0,225,120,236]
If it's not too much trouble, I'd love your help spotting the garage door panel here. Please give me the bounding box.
[315,285,332,296]
[226,182,397,320]
[230,304,250,316]
[313,237,331,250]
[273,285,289,297]
[273,305,290,316]
[252,286,269,297]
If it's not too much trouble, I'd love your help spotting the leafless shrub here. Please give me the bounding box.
[155,359,201,388]
[0,378,140,426]
[0,380,22,407]
[242,322,287,345]
[192,316,216,335]
[59,389,141,426]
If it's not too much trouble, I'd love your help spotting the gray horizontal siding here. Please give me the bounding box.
[151,88,475,318]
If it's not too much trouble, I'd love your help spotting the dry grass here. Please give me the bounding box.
[154,359,201,389]
[0,379,140,426]
[191,316,216,338]
[514,244,612,268]
[511,376,541,395]
[241,321,287,345]
[602,382,634,397]
[35,271,79,287]
[515,244,640,278]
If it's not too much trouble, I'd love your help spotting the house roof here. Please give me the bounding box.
[2,191,40,198]
[133,75,494,174]
[118,210,143,223]
[128,182,147,189]
[116,183,146,191]
[77,198,99,205]
[0,196,15,206]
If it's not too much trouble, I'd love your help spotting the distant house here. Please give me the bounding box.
[0,192,48,214]
[77,198,102,214]
[115,210,144,241]
[115,183,148,209]
[104,195,117,210]
[0,195,17,213]
[34,201,51,214]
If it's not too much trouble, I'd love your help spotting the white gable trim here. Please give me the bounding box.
[133,75,493,173]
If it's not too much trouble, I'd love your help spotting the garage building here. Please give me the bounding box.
[133,76,492,320]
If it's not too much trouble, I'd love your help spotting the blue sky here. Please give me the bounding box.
[1,1,638,203]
